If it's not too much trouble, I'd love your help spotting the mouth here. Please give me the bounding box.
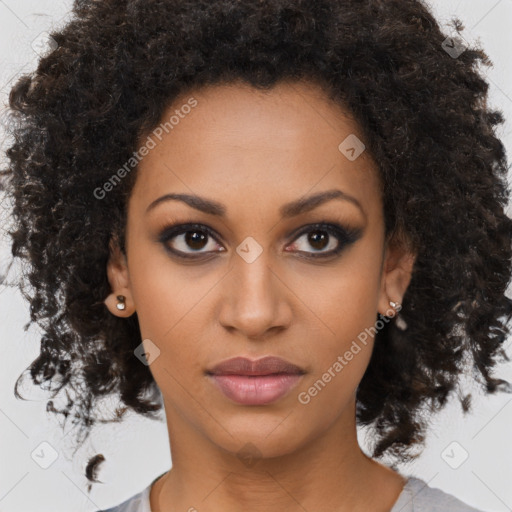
[205,356,306,405]
[206,355,306,376]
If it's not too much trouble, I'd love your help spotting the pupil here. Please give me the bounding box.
[185,231,207,250]
[309,231,328,250]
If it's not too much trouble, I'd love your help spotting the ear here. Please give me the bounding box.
[104,236,136,317]
[377,236,417,317]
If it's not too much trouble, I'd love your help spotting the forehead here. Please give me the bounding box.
[131,80,382,219]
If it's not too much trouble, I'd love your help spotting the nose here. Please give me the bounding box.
[218,248,292,340]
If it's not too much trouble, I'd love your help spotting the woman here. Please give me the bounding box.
[2,0,511,511]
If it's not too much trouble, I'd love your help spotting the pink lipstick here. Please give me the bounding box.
[206,356,305,405]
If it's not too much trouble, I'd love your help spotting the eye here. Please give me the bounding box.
[285,223,362,259]
[158,222,362,261]
[158,223,225,259]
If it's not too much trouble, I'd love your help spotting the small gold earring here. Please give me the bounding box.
[116,295,126,311]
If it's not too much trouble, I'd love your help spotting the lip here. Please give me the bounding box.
[207,374,304,405]
[205,356,306,405]
[206,356,305,376]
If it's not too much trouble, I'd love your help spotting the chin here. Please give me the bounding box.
[207,419,310,461]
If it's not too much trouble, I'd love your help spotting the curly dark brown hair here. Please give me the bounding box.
[2,0,512,485]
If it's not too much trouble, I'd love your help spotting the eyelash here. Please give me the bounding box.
[157,222,362,261]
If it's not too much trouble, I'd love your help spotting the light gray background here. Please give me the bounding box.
[1,1,511,511]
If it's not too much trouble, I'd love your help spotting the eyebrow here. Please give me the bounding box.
[145,189,366,219]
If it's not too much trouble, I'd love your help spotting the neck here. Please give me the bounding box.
[150,397,407,512]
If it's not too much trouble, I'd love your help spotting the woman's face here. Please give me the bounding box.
[106,80,415,459]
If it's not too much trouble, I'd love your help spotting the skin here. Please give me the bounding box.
[104,79,417,512]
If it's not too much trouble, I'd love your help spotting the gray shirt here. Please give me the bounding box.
[99,474,484,512]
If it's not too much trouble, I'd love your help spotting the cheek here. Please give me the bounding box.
[132,278,209,367]
[127,246,222,383]
[293,242,383,350]
[126,231,205,337]
[295,279,379,415]
[130,263,209,398]
[291,244,383,404]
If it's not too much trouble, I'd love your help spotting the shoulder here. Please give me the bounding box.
[97,471,166,512]
[392,476,486,512]
[97,485,150,512]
